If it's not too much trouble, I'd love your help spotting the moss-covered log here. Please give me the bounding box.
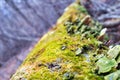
[11,2,120,80]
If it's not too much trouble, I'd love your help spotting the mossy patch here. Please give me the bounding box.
[11,2,120,80]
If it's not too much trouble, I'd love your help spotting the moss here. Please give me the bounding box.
[11,2,108,80]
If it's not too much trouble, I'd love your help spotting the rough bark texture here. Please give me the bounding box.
[0,0,74,80]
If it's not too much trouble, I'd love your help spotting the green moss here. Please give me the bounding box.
[11,2,111,80]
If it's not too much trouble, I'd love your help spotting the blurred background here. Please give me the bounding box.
[1,0,120,80]
[0,0,74,79]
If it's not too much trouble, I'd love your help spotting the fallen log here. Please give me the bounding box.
[11,1,120,80]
